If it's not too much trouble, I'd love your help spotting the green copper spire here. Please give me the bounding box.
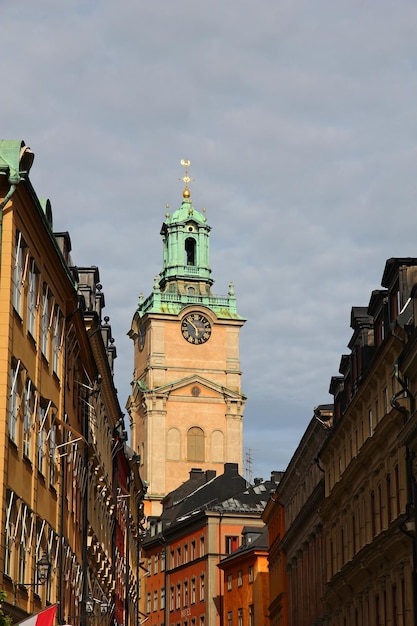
[138,161,242,319]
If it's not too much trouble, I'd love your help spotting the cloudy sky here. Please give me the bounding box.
[3,1,417,481]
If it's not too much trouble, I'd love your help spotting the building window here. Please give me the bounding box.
[176,584,181,609]
[161,549,166,571]
[170,549,175,569]
[23,378,34,458]
[4,491,16,576]
[184,580,189,607]
[225,536,239,554]
[154,590,158,612]
[187,426,205,462]
[200,536,205,557]
[191,540,196,559]
[8,361,21,443]
[40,285,50,357]
[249,605,254,626]
[227,574,232,591]
[184,544,189,563]
[227,612,232,626]
[49,423,57,487]
[191,578,196,604]
[52,306,62,375]
[248,565,254,583]
[170,586,174,612]
[27,259,38,337]
[18,504,28,584]
[383,387,389,415]
[177,546,182,567]
[199,617,204,626]
[160,588,165,610]
[13,231,25,315]
[237,570,243,587]
[199,574,205,602]
[147,593,151,614]
[238,609,243,626]
[38,400,50,475]
[154,553,159,574]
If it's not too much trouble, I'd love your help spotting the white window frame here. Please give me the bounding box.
[37,403,47,475]
[52,306,61,375]
[23,378,33,458]
[49,423,57,487]
[40,286,49,357]
[199,574,205,602]
[8,362,20,443]
[27,259,37,337]
[13,232,24,315]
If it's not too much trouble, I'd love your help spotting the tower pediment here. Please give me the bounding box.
[134,373,246,403]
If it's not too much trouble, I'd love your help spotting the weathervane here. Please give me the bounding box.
[179,159,195,197]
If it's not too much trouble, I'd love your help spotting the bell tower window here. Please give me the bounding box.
[185,237,196,266]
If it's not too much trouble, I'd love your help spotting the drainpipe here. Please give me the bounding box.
[0,173,20,265]
[0,180,18,210]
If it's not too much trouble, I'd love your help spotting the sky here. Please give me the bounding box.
[2,0,417,482]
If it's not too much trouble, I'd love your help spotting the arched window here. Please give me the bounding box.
[187,427,204,462]
[185,238,196,266]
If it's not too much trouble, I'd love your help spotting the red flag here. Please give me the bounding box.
[15,605,57,626]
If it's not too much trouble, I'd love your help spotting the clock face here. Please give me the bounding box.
[181,313,212,344]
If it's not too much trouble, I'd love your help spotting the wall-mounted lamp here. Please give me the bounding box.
[36,549,52,583]
[85,594,110,617]
[65,594,110,623]
[14,550,52,600]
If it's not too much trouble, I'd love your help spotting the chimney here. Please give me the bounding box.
[224,463,239,475]
[189,468,203,480]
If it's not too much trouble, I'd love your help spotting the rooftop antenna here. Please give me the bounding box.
[244,448,253,484]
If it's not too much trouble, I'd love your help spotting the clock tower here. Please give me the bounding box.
[127,162,246,515]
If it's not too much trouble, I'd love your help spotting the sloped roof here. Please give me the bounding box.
[158,466,278,531]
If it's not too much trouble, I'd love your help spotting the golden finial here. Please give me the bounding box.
[179,159,195,198]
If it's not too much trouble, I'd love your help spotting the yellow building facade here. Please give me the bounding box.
[0,140,144,626]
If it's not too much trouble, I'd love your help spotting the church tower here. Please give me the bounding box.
[127,162,246,515]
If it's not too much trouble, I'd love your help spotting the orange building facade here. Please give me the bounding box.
[218,527,270,626]
[142,465,274,626]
